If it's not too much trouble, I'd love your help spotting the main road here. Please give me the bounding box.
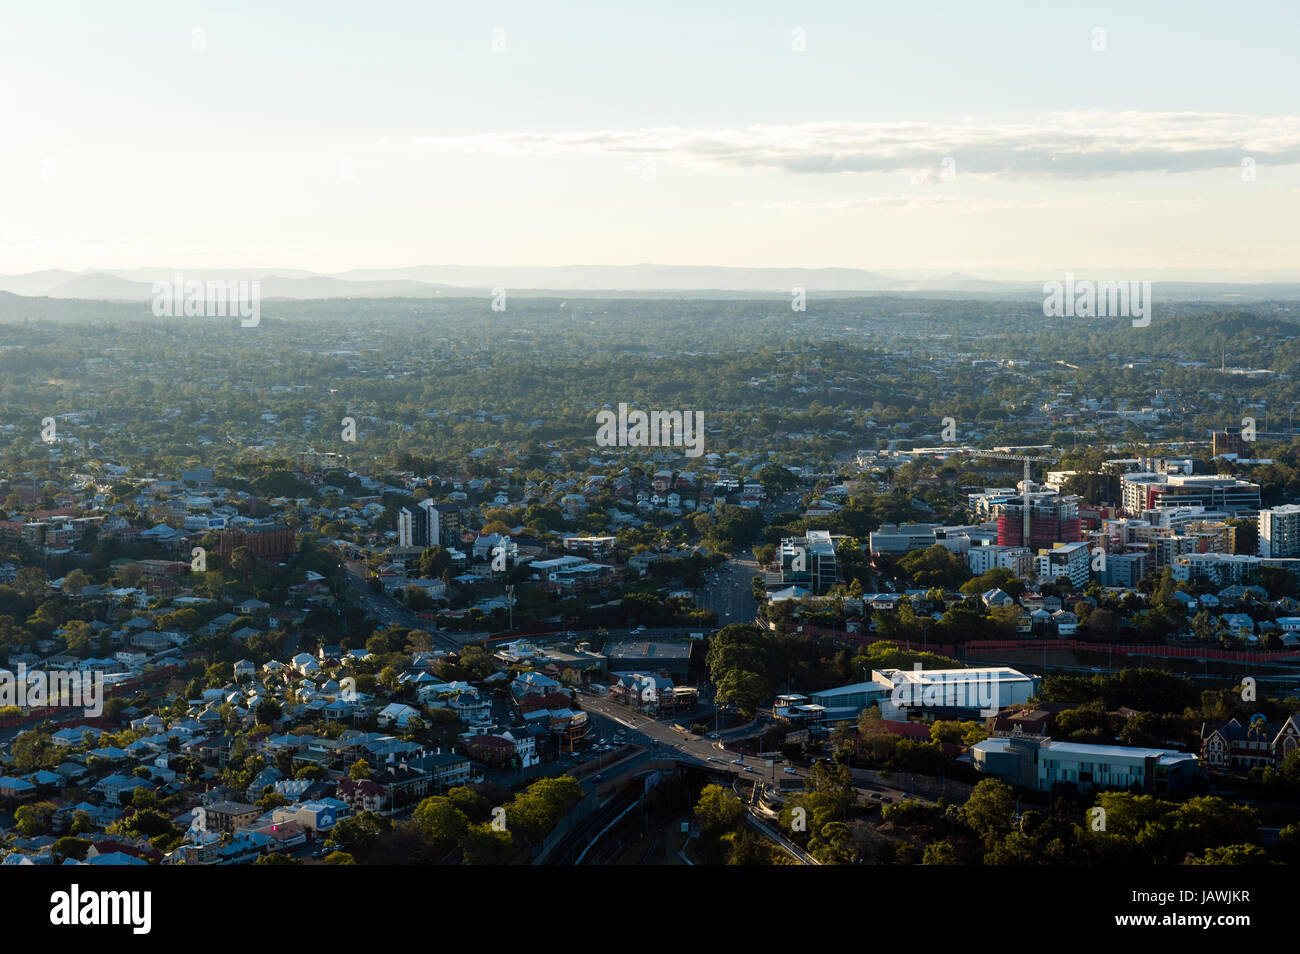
[341,558,462,651]
[699,557,760,625]
[698,488,802,626]
[575,689,940,806]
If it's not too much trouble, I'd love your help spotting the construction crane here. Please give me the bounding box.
[955,449,1060,550]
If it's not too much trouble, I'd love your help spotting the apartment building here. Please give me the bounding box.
[995,496,1082,549]
[562,535,617,560]
[1172,552,1300,585]
[220,523,295,564]
[1212,427,1251,458]
[398,500,464,549]
[1036,541,1091,588]
[966,544,1034,579]
[1259,505,1300,558]
[1096,551,1148,587]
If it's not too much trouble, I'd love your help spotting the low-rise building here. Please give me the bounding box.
[1201,714,1300,773]
[972,735,1201,793]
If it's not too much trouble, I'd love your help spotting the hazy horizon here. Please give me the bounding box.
[4,0,1299,277]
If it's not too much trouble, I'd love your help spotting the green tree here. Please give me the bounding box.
[412,796,470,855]
[10,730,60,772]
[461,823,515,864]
[62,568,92,597]
[715,669,769,718]
[54,836,92,861]
[922,841,959,865]
[1188,844,1271,865]
[694,784,745,834]
[14,801,57,837]
[963,778,1015,844]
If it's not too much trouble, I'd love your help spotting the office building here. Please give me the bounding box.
[972,735,1201,793]
[1121,473,1260,516]
[779,529,839,592]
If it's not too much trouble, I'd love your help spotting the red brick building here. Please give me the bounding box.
[220,524,296,566]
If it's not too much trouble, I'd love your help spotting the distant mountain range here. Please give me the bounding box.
[2,265,1300,301]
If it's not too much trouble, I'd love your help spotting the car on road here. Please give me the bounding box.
[731,758,743,765]
[631,626,647,634]
[783,767,797,775]
[743,765,755,773]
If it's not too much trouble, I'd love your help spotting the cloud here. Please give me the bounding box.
[732,195,1207,213]
[412,111,1300,180]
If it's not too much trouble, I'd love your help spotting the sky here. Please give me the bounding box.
[2,0,1299,279]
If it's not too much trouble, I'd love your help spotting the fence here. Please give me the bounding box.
[794,627,1300,666]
